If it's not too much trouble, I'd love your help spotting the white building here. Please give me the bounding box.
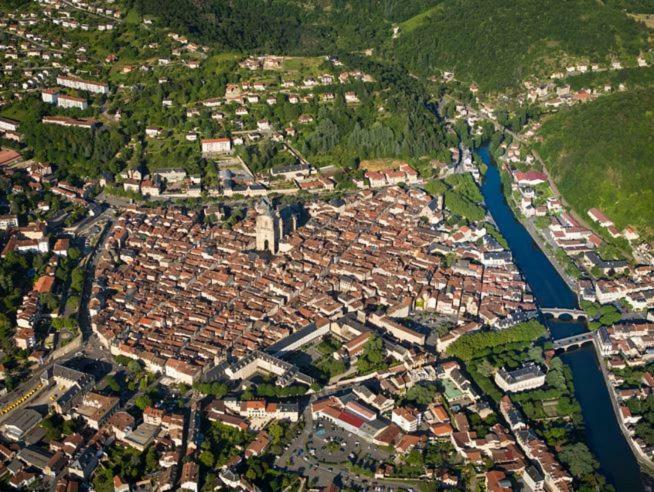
[0,214,18,230]
[391,407,420,432]
[201,137,232,155]
[494,364,546,392]
[164,359,201,385]
[0,116,20,132]
[56,75,108,94]
[57,94,88,110]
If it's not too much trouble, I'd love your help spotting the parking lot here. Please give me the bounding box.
[277,408,412,490]
[307,420,390,466]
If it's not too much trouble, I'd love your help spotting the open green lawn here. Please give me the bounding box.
[144,133,201,172]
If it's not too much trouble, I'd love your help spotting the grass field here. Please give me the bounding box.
[144,133,201,172]
[398,4,443,34]
[629,13,654,28]
[359,158,408,172]
[281,56,327,79]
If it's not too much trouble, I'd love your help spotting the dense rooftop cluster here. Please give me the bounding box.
[91,187,535,384]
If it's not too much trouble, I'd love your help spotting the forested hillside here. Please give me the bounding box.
[536,88,654,235]
[135,0,442,54]
[391,0,650,91]
[136,0,650,92]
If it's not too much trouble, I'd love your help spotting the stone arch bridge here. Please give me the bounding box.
[541,307,587,321]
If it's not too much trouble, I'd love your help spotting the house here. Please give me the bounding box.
[365,171,386,188]
[0,149,21,167]
[180,461,199,492]
[1,409,42,441]
[244,430,270,458]
[522,465,545,491]
[56,94,88,110]
[513,171,547,187]
[15,328,36,350]
[165,358,202,385]
[0,117,20,132]
[587,208,614,228]
[623,226,639,242]
[201,138,232,155]
[0,214,19,230]
[391,407,421,432]
[344,91,359,103]
[56,75,109,94]
[140,180,161,197]
[106,412,135,440]
[74,392,119,429]
[257,119,271,131]
[53,238,69,256]
[486,470,512,492]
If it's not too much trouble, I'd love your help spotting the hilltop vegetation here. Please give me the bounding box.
[137,0,651,93]
[391,0,650,91]
[536,88,654,235]
[137,0,441,54]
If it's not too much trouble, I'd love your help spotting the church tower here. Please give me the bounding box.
[255,198,280,254]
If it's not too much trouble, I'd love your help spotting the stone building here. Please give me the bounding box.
[255,199,298,255]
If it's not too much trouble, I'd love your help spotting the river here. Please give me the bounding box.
[477,145,644,491]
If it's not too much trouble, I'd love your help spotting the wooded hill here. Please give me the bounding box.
[391,0,650,91]
[138,0,651,92]
[536,88,654,236]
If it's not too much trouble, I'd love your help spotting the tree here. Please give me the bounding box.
[134,394,152,410]
[127,360,143,374]
[105,375,121,394]
[424,179,447,197]
[199,449,215,468]
[357,336,386,374]
[447,320,547,360]
[403,382,438,407]
[559,443,598,479]
[599,304,621,326]
[267,421,285,445]
[145,446,159,472]
[193,381,229,397]
[70,267,85,293]
[476,359,496,377]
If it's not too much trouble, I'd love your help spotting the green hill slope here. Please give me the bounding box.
[139,0,441,53]
[535,88,654,235]
[391,0,650,91]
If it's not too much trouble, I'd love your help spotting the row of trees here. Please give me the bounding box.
[446,320,547,360]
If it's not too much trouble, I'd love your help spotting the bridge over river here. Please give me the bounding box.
[552,332,595,352]
[540,307,587,321]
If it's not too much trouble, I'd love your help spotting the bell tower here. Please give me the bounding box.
[255,198,280,254]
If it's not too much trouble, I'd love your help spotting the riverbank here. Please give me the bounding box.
[478,145,645,491]
[480,147,581,298]
[593,339,654,476]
